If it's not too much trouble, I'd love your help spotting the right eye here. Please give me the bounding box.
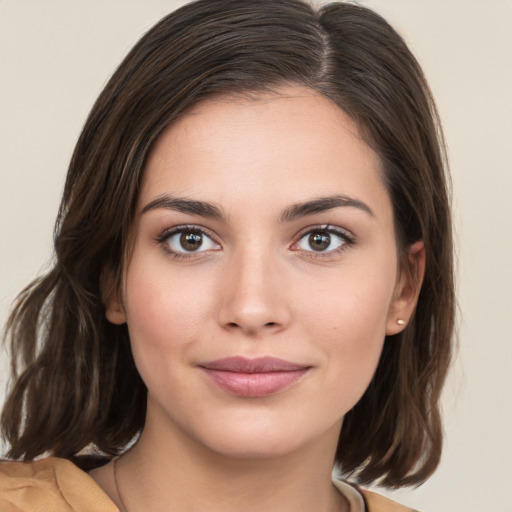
[160,227,220,255]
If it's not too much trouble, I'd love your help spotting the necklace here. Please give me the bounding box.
[113,457,130,512]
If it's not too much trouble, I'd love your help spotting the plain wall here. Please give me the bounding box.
[1,1,511,511]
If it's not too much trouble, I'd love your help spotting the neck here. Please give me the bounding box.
[115,409,346,512]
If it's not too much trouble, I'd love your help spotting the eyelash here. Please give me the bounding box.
[155,224,355,260]
[156,225,221,261]
[291,225,355,259]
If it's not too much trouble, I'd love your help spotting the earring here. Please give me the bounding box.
[397,319,405,325]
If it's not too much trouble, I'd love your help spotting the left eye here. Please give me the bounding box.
[164,228,219,253]
[295,229,348,252]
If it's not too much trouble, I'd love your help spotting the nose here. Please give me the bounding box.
[217,247,291,337]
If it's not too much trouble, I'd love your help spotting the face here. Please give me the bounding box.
[106,85,421,459]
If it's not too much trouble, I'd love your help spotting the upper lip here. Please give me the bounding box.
[199,356,310,373]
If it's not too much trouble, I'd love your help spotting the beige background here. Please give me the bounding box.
[1,1,511,510]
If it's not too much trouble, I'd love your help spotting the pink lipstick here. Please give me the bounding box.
[199,356,311,398]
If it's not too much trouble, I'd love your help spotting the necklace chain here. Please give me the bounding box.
[112,455,347,512]
[113,457,130,512]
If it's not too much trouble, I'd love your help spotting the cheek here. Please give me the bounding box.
[122,260,216,372]
[298,257,397,402]
[302,257,395,337]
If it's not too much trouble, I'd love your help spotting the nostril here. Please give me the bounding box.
[265,322,276,327]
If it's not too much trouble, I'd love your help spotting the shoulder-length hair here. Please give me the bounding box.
[1,0,454,488]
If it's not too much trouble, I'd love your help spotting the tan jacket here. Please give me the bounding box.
[0,457,416,512]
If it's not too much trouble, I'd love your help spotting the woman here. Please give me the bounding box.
[0,1,454,511]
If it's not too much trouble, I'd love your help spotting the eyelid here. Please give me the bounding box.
[290,224,355,254]
[156,224,222,256]
[155,223,354,260]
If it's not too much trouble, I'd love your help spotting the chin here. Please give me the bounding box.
[190,413,338,462]
[201,432,305,460]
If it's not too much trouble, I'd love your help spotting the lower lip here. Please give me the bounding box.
[201,368,310,397]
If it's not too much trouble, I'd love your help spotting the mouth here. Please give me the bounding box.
[198,356,312,398]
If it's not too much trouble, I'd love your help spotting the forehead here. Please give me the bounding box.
[140,86,389,220]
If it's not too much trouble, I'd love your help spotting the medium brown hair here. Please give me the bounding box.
[1,0,454,488]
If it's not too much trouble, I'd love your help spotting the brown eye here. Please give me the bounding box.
[163,227,219,254]
[294,227,349,254]
[309,232,331,251]
[180,231,203,251]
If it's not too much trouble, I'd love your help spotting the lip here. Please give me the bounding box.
[199,356,311,398]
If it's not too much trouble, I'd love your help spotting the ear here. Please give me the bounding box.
[101,267,127,325]
[386,240,426,335]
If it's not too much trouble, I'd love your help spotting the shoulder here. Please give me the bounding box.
[332,478,418,512]
[359,488,420,512]
[0,457,118,512]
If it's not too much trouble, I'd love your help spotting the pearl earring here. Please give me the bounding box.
[397,319,405,325]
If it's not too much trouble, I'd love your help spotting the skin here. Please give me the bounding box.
[91,85,424,512]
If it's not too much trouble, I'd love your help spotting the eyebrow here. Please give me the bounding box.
[141,193,374,222]
[141,195,227,221]
[279,195,374,222]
